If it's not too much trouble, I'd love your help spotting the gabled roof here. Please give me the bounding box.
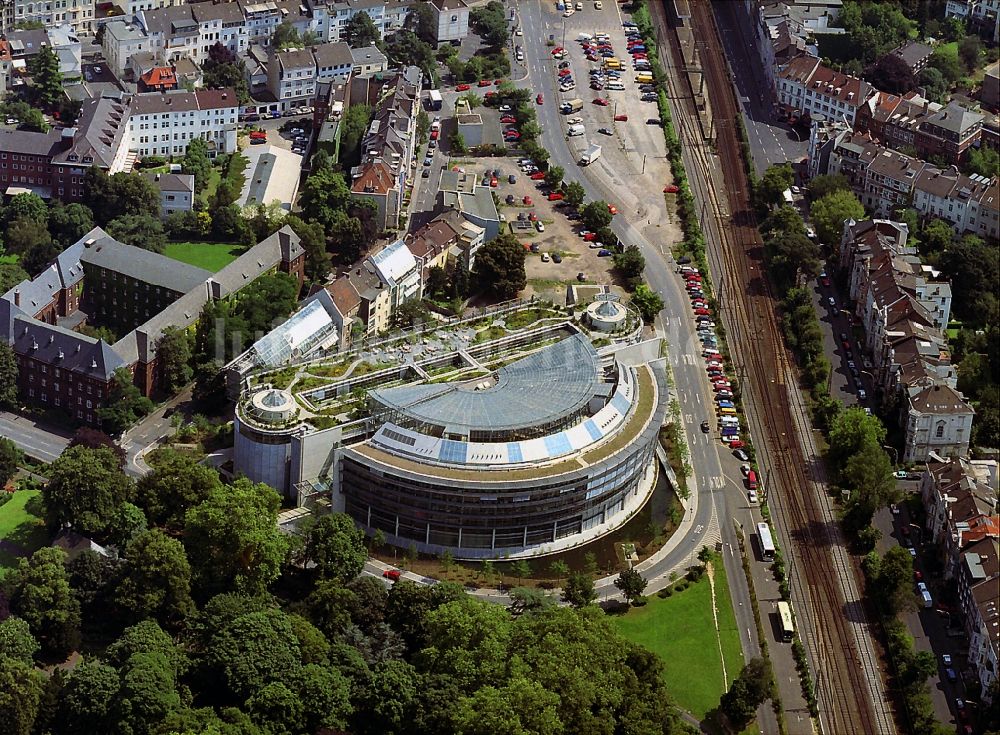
[351,162,395,195]
[12,315,125,381]
[908,383,974,415]
[921,101,984,136]
[52,97,131,169]
[1,228,97,316]
[80,237,211,293]
[369,239,417,286]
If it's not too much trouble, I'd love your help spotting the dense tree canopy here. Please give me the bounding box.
[809,190,865,246]
[7,547,81,658]
[472,234,526,300]
[43,445,135,538]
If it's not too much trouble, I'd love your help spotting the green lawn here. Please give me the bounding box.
[197,167,222,207]
[0,490,48,579]
[164,241,243,272]
[611,564,745,719]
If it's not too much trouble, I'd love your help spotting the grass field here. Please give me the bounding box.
[611,563,745,719]
[0,490,48,578]
[164,241,243,272]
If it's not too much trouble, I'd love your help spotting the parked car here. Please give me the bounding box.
[456,83,471,91]
[536,93,544,104]
[382,569,401,581]
[733,449,750,461]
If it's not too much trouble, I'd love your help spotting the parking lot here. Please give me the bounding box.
[542,4,673,218]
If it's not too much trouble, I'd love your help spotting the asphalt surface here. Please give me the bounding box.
[712,2,809,176]
[516,3,775,730]
[0,411,71,463]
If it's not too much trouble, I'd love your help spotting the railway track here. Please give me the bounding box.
[653,1,896,733]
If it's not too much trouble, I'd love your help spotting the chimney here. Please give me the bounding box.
[13,289,19,307]
[923,99,929,114]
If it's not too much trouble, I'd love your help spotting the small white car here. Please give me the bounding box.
[536,221,545,232]
[541,252,550,262]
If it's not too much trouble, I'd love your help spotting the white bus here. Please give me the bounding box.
[758,522,776,561]
[777,600,794,642]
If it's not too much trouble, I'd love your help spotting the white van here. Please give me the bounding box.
[720,417,740,426]
[578,32,593,41]
[606,80,625,91]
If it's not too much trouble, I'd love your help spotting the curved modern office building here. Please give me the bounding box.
[339,333,668,557]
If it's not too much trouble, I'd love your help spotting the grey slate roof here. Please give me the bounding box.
[143,172,195,194]
[923,102,984,135]
[12,315,125,381]
[312,42,354,69]
[0,128,65,157]
[2,228,95,316]
[51,97,131,169]
[80,237,211,293]
[0,298,28,346]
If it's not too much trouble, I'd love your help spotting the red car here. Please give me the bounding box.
[583,232,597,241]
[478,79,491,87]
[685,274,702,282]
[536,93,544,104]
[694,307,711,315]
[614,114,628,122]
[663,185,679,193]
[821,276,831,287]
[729,440,746,449]
[528,211,537,221]
[456,83,471,91]
[593,97,609,106]
[523,196,532,205]
[500,115,516,123]
[607,203,618,215]
[559,68,572,77]
[490,178,498,187]
[530,171,546,180]
[551,47,564,54]
[430,130,439,140]
[504,131,521,140]
[494,78,505,85]
[382,569,401,581]
[547,192,564,201]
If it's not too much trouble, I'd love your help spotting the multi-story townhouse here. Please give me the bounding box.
[103,21,149,79]
[6,25,80,78]
[903,383,975,462]
[855,92,944,154]
[368,237,421,312]
[3,0,94,36]
[945,0,1000,42]
[892,40,933,74]
[428,0,469,45]
[129,88,239,158]
[312,41,353,82]
[912,165,997,237]
[961,538,999,704]
[267,47,317,108]
[350,44,387,75]
[983,62,1000,110]
[777,56,872,124]
[240,0,313,46]
[318,0,413,43]
[916,101,984,164]
[125,0,184,18]
[3,232,88,325]
[859,147,924,217]
[349,66,421,229]
[138,3,247,66]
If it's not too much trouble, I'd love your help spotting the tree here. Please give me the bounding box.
[757,163,795,208]
[720,657,774,730]
[5,217,52,259]
[807,173,851,200]
[472,234,526,300]
[68,426,125,467]
[204,607,302,699]
[614,568,647,604]
[510,560,531,586]
[107,213,167,254]
[107,502,148,550]
[867,53,915,93]
[385,31,436,80]
[449,130,467,155]
[407,1,436,43]
[338,104,372,168]
[958,35,983,73]
[613,245,645,281]
[43,444,134,537]
[470,0,509,47]
[8,547,81,657]
[117,529,195,626]
[183,478,288,597]
[0,343,17,410]
[0,436,23,488]
[344,11,379,47]
[47,202,94,248]
[236,271,300,334]
[917,66,947,101]
[929,45,963,83]
[138,451,223,532]
[765,231,821,293]
[939,234,999,319]
[581,200,613,232]
[562,572,597,608]
[284,214,330,282]
[271,20,302,49]
[156,327,193,395]
[297,166,352,230]
[965,146,999,178]
[115,651,183,733]
[0,262,28,296]
[83,169,162,224]
[631,284,664,322]
[870,545,916,616]
[0,617,39,664]
[543,166,565,190]
[98,368,155,436]
[28,45,63,109]
[0,656,47,735]
[828,407,887,478]
[564,181,586,209]
[809,190,865,246]
[56,658,119,732]
[305,513,367,583]
[921,217,954,255]
[181,138,214,195]
[284,663,353,733]
[202,46,249,104]
[2,192,48,227]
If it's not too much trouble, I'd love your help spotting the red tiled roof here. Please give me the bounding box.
[141,66,177,88]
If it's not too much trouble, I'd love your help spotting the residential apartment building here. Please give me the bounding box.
[240,0,314,46]
[916,101,985,163]
[103,21,150,78]
[404,209,483,279]
[129,88,240,158]
[428,0,469,45]
[3,0,94,36]
[7,25,81,78]
[838,219,971,463]
[368,237,420,312]
[144,171,194,217]
[919,455,1000,703]
[318,0,413,44]
[945,0,1000,42]
[892,41,933,74]
[138,2,248,66]
[267,42,356,112]
[810,121,1000,241]
[349,66,421,230]
[777,55,872,124]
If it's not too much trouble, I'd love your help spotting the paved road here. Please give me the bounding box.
[517,3,775,730]
[712,2,808,176]
[0,411,71,463]
[122,388,193,476]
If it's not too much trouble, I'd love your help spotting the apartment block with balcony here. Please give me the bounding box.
[103,21,149,78]
[777,56,872,124]
[138,3,248,66]
[4,0,94,36]
[916,101,984,164]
